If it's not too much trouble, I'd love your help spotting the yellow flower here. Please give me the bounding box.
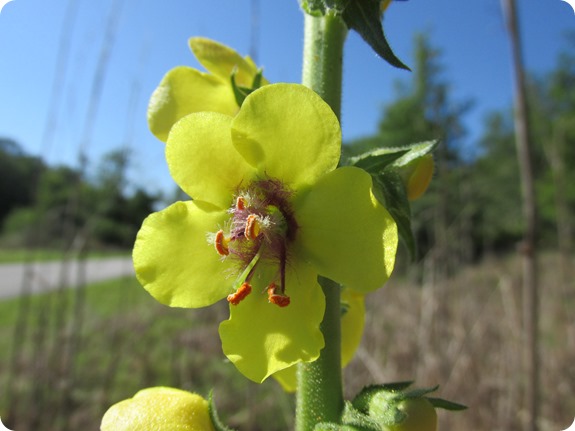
[134,83,397,383]
[101,387,215,431]
[148,37,267,142]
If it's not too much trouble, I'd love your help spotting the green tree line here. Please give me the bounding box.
[0,142,160,250]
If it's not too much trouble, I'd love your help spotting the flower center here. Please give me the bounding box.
[212,179,297,307]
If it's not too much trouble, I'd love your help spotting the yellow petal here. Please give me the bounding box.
[133,201,235,308]
[189,37,264,87]
[148,66,237,142]
[295,167,398,293]
[219,262,325,383]
[231,83,341,190]
[166,112,256,210]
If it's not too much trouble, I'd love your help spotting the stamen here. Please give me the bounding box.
[236,196,246,210]
[269,294,291,307]
[227,282,252,305]
[267,283,290,307]
[214,230,229,256]
[244,214,261,240]
[226,246,263,306]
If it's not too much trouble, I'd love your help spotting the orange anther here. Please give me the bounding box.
[214,230,229,256]
[244,214,261,240]
[227,282,252,305]
[236,196,246,210]
[267,283,290,307]
[269,294,290,307]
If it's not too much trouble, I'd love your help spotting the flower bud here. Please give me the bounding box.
[101,387,215,431]
[386,398,437,431]
[369,393,437,431]
[400,154,434,201]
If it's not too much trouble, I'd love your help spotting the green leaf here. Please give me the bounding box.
[230,71,251,107]
[375,381,415,392]
[351,382,413,413]
[208,391,236,431]
[390,140,439,168]
[345,140,438,175]
[230,67,265,107]
[230,69,261,107]
[426,397,468,411]
[341,0,409,70]
[402,385,439,399]
[251,68,263,89]
[372,171,416,259]
[341,401,382,431]
[347,149,408,174]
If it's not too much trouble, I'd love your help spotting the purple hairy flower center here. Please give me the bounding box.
[212,178,298,307]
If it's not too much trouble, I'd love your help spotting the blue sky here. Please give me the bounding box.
[0,0,573,194]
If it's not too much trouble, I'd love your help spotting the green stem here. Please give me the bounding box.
[296,277,343,431]
[301,11,347,119]
[296,10,347,431]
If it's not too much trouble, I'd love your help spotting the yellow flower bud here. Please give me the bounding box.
[101,387,215,431]
[403,154,434,201]
[386,398,438,431]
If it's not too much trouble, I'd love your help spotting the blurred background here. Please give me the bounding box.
[0,0,573,430]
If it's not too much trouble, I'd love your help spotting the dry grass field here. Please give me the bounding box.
[1,252,573,430]
[347,252,575,431]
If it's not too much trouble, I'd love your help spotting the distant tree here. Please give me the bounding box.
[33,165,90,246]
[531,47,575,249]
[0,138,45,226]
[90,149,159,247]
[471,112,522,251]
[1,146,159,249]
[472,40,575,254]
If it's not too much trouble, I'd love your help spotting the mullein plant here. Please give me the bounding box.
[101,1,465,430]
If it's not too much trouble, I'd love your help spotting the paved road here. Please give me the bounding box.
[0,257,135,299]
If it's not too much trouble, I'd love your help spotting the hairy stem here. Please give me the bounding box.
[296,10,347,431]
[296,277,343,431]
[302,11,346,119]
